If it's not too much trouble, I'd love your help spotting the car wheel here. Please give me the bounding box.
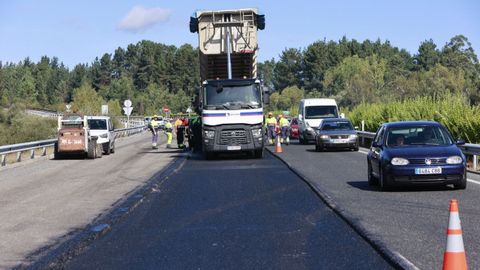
[103,142,111,155]
[379,166,390,191]
[315,144,320,152]
[367,162,377,186]
[110,141,115,154]
[353,146,359,151]
[454,174,467,190]
[299,135,305,144]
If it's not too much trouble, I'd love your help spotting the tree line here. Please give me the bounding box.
[259,35,480,112]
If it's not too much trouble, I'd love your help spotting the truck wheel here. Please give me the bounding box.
[87,140,97,159]
[54,142,63,160]
[254,149,264,159]
[204,151,215,160]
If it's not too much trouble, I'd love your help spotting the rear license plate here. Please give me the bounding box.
[227,146,241,151]
[415,167,442,175]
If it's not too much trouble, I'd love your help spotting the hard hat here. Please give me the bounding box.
[153,115,158,118]
[268,112,273,116]
[278,114,283,118]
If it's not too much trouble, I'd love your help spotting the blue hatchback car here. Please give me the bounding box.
[367,121,466,190]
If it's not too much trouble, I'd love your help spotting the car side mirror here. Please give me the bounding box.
[372,141,382,148]
[456,139,466,145]
[298,114,302,121]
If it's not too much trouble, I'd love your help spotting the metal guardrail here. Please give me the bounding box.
[0,126,146,167]
[356,131,480,171]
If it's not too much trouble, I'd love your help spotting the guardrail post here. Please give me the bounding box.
[1,154,5,166]
[474,154,478,171]
[42,146,47,156]
[30,149,35,159]
[361,120,365,145]
[16,151,21,163]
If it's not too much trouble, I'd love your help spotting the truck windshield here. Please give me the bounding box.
[204,84,261,109]
[305,106,338,119]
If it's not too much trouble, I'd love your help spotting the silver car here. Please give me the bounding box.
[315,118,359,151]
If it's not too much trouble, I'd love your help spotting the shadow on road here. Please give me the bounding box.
[347,181,457,192]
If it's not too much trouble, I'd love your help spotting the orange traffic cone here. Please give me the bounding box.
[275,136,283,153]
[443,199,467,270]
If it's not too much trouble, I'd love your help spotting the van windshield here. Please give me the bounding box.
[88,119,107,130]
[305,106,338,119]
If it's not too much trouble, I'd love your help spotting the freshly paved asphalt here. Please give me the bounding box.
[267,142,480,270]
[53,151,393,270]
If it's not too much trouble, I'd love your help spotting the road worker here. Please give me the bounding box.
[164,119,173,148]
[175,116,188,149]
[149,115,160,149]
[265,112,277,145]
[278,114,290,145]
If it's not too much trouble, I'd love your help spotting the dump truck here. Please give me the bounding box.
[189,8,268,159]
[54,113,103,159]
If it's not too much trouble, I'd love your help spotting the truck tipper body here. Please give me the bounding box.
[190,8,267,159]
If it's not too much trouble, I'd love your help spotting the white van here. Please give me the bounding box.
[298,98,339,144]
[87,116,116,154]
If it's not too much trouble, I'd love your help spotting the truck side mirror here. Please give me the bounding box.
[263,93,270,105]
[298,114,302,121]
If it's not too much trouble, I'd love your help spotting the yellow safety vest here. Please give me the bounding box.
[279,118,289,127]
[266,117,277,125]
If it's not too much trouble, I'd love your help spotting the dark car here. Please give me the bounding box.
[314,118,359,151]
[289,117,299,139]
[367,121,466,191]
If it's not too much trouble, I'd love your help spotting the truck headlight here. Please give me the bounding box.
[204,130,215,139]
[446,156,463,164]
[252,129,263,138]
[391,157,409,166]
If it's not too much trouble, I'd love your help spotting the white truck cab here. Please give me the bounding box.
[87,116,116,154]
[298,98,339,144]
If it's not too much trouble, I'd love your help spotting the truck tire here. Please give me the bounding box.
[254,148,264,159]
[204,151,215,160]
[54,142,63,160]
[87,140,97,159]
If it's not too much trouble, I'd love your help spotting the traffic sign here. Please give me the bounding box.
[123,107,133,116]
[124,99,132,108]
[163,107,170,113]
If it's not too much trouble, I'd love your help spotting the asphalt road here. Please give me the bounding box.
[49,152,393,270]
[0,132,180,270]
[267,142,480,270]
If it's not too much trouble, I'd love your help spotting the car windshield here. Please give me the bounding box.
[386,125,453,147]
[88,119,107,130]
[321,121,353,131]
[204,84,261,109]
[305,106,338,119]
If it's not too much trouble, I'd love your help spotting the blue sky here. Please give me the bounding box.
[0,0,478,69]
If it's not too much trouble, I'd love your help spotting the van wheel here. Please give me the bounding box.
[103,142,111,155]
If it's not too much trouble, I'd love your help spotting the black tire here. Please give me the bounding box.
[204,151,215,160]
[254,148,264,159]
[299,133,306,145]
[54,142,63,160]
[379,166,390,191]
[454,174,467,190]
[103,142,111,155]
[353,146,359,151]
[110,141,115,154]
[367,162,377,186]
[87,140,97,159]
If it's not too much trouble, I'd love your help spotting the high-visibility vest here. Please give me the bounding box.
[150,119,159,128]
[165,122,173,132]
[266,117,277,125]
[279,117,289,127]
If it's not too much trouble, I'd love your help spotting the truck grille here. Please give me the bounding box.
[220,129,248,145]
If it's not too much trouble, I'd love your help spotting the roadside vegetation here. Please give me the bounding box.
[0,104,57,145]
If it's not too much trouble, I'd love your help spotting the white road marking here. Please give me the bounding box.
[358,148,480,185]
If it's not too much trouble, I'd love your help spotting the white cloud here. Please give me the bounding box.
[118,6,172,33]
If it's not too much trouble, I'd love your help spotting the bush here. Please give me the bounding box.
[346,95,480,143]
